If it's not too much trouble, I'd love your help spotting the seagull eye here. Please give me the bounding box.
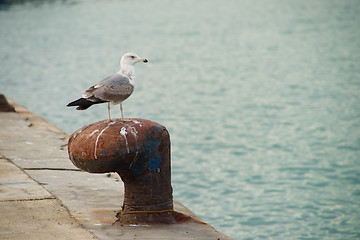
[130,56,135,59]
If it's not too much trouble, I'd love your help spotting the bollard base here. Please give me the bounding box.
[114,211,193,225]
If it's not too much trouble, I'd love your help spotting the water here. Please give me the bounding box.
[1,0,360,239]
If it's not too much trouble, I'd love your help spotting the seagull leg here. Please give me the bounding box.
[120,103,124,119]
[108,102,112,121]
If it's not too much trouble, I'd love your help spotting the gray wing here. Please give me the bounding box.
[82,73,134,104]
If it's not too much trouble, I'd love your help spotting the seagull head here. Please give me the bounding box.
[121,53,148,66]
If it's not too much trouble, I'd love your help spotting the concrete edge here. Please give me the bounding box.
[7,98,69,139]
[2,96,233,239]
[5,98,203,220]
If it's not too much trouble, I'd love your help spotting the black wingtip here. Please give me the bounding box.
[67,98,91,110]
[75,105,90,110]
[67,98,83,107]
[67,98,107,110]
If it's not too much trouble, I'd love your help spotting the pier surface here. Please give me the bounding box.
[0,98,232,240]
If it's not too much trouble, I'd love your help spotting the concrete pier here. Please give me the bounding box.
[0,96,232,240]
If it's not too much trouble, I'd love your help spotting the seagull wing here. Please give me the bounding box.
[82,73,134,104]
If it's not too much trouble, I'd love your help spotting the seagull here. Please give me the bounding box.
[67,53,148,121]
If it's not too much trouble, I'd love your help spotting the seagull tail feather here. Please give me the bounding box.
[67,98,106,110]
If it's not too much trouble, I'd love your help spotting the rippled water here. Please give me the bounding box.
[1,0,360,239]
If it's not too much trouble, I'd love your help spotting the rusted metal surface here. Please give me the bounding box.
[0,94,15,112]
[68,118,189,224]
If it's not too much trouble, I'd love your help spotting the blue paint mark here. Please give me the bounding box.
[129,126,163,176]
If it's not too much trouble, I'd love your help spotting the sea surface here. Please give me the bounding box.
[1,0,360,239]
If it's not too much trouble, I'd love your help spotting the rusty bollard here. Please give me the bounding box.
[0,94,15,112]
[68,118,190,224]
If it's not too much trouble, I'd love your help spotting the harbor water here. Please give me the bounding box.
[1,0,360,239]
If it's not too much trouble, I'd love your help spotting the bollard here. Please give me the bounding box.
[68,118,191,224]
[0,94,15,112]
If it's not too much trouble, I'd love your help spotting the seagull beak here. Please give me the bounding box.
[139,58,148,63]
